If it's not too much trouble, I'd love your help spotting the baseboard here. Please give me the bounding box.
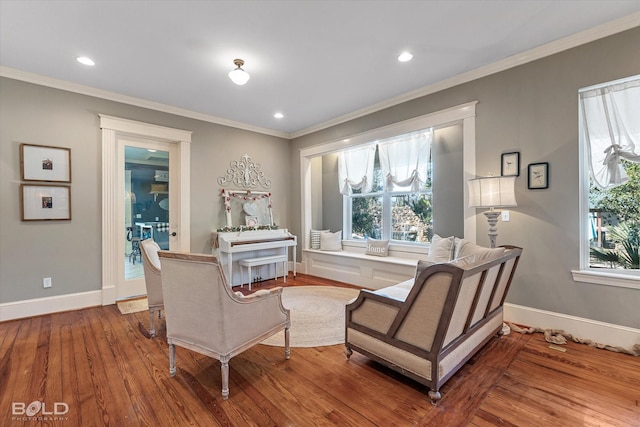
[0,290,103,322]
[504,303,640,351]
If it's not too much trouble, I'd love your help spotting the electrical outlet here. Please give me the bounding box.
[501,210,510,222]
[43,277,52,288]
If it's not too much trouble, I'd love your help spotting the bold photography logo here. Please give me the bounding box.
[12,401,69,420]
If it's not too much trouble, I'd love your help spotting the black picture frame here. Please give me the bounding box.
[528,162,549,189]
[501,152,520,176]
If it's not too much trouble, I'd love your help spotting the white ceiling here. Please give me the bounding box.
[1,1,639,138]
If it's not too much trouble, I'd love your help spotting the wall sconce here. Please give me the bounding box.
[468,176,517,248]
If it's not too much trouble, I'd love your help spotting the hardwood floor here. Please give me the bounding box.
[1,274,639,426]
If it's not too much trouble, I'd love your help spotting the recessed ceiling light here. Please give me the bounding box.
[397,52,413,62]
[76,56,95,66]
[274,112,284,119]
[147,149,157,152]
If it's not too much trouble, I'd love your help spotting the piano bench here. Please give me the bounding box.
[239,255,289,290]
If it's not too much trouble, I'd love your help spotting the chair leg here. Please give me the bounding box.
[284,326,291,360]
[220,359,230,400]
[169,343,176,377]
[148,308,156,338]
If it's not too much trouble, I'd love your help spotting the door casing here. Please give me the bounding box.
[100,115,191,305]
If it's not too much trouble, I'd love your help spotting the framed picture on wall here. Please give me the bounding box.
[501,152,520,176]
[20,143,72,183]
[21,184,71,221]
[528,162,549,189]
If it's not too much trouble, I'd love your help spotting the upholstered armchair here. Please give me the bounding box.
[140,238,163,337]
[158,251,291,400]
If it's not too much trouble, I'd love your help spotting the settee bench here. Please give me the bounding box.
[345,243,522,403]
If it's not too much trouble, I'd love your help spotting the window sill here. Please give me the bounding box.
[571,269,640,290]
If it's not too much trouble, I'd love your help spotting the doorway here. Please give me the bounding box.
[119,141,172,298]
[100,115,192,305]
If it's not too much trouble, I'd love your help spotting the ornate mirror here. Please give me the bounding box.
[222,189,273,228]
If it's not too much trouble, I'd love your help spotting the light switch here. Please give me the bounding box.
[501,211,510,222]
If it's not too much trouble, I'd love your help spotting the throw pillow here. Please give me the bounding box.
[426,234,455,262]
[448,255,477,267]
[310,229,329,249]
[320,230,342,251]
[454,238,505,261]
[366,238,389,257]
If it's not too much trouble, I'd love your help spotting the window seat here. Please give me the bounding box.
[302,248,421,290]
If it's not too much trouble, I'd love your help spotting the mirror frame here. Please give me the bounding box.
[222,189,273,228]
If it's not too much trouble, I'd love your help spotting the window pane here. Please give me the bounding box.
[350,196,382,239]
[588,160,640,269]
[391,193,432,243]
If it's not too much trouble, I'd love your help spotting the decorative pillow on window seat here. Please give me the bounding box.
[320,230,343,251]
[366,238,389,257]
[310,229,330,249]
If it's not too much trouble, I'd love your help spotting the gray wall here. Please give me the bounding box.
[432,124,463,237]
[290,27,640,328]
[0,77,290,304]
[321,153,342,233]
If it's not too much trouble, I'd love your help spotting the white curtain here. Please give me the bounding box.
[580,76,640,189]
[337,145,376,195]
[378,129,432,192]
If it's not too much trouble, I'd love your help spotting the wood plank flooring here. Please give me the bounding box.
[1,274,639,426]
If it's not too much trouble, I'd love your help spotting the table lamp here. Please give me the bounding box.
[468,176,517,248]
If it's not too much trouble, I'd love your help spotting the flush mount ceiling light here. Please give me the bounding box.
[273,112,284,119]
[228,58,250,85]
[397,52,413,62]
[76,56,95,66]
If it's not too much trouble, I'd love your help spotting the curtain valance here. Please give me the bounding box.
[580,76,640,189]
[338,145,376,195]
[378,129,432,192]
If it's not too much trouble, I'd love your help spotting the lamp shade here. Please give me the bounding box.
[468,176,517,208]
[228,68,250,85]
[228,59,250,85]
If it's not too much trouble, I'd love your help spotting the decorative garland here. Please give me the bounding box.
[216,224,279,232]
[221,189,272,214]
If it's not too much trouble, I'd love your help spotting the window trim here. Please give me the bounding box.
[299,101,478,254]
[576,78,640,289]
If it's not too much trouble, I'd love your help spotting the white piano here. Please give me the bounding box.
[215,229,297,287]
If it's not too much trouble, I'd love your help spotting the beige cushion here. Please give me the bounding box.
[373,278,414,301]
[426,234,455,262]
[320,230,342,251]
[366,238,389,257]
[449,255,477,267]
[454,238,505,261]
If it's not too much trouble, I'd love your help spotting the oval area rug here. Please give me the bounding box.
[261,286,360,348]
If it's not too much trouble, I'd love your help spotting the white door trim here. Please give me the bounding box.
[100,115,191,305]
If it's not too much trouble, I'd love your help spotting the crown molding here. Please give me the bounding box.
[0,66,290,139]
[290,12,640,139]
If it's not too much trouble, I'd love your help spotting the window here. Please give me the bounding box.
[299,101,478,254]
[341,131,434,243]
[575,75,640,288]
